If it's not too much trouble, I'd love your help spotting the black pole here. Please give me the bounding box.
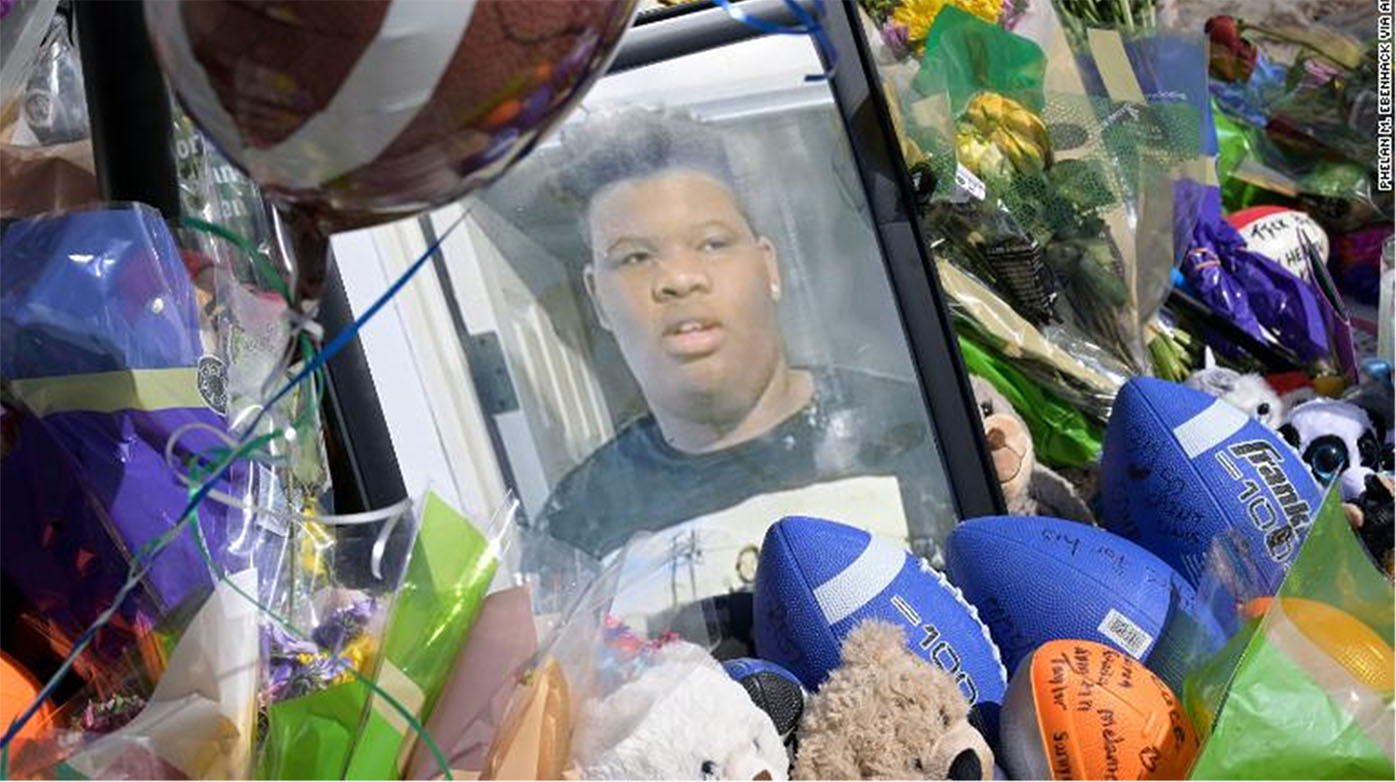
[74,0,180,218]
[821,0,1007,519]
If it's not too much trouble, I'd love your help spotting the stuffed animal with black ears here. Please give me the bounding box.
[1280,398,1393,576]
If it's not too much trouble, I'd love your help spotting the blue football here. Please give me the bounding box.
[1101,378,1324,595]
[945,515,1225,691]
[753,516,1007,714]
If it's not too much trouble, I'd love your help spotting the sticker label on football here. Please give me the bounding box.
[1097,608,1154,658]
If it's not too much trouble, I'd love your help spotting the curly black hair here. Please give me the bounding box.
[553,107,757,244]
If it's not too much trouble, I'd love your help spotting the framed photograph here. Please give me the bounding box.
[408,0,999,618]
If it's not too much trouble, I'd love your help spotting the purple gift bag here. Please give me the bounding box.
[1,204,245,667]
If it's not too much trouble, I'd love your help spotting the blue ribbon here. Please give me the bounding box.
[712,0,839,82]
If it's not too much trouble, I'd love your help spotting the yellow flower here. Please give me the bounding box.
[891,0,1001,47]
[339,635,378,675]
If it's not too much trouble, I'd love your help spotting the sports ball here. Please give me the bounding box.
[722,658,806,742]
[1101,377,1324,595]
[1227,205,1328,281]
[999,640,1199,781]
[753,516,1007,719]
[145,0,636,231]
[1240,597,1394,692]
[946,515,1225,691]
[1,651,52,744]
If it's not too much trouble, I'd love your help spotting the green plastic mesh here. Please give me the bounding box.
[903,87,1200,375]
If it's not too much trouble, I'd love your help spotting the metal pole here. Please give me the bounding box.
[73,0,180,218]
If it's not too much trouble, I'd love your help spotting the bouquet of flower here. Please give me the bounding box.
[858,0,1002,60]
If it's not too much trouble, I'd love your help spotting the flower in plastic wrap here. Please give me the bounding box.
[880,20,913,60]
[263,596,377,704]
[0,204,248,670]
[1205,16,1257,83]
[77,695,148,734]
[957,91,1052,179]
[63,569,261,780]
[891,0,1000,52]
[311,598,376,653]
[265,624,347,703]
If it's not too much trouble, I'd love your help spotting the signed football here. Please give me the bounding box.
[1101,378,1324,594]
[999,639,1199,780]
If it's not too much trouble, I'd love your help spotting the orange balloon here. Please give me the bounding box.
[1,651,53,743]
[1001,640,1199,781]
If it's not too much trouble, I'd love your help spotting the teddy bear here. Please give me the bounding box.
[570,639,789,780]
[793,620,993,781]
[969,376,1094,523]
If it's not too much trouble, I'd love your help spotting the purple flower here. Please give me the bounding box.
[258,597,379,704]
[265,622,317,657]
[262,613,364,703]
[1000,0,1029,30]
[880,21,912,60]
[77,694,146,733]
[264,649,353,702]
[1300,57,1343,89]
[310,598,375,653]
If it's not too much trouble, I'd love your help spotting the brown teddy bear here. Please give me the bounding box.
[970,376,1095,524]
[792,620,993,780]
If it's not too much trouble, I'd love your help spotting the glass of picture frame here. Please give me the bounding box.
[415,0,999,630]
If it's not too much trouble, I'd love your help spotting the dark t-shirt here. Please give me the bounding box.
[534,367,953,566]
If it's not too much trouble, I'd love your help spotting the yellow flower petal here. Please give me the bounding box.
[892,0,1001,47]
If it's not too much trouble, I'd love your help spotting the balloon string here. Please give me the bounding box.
[181,215,293,304]
[0,210,467,767]
[712,0,837,82]
[162,423,408,527]
[254,210,467,435]
[181,461,456,781]
[0,431,275,770]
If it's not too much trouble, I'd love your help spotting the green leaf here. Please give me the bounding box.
[1048,159,1114,210]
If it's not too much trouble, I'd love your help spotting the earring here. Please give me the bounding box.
[770,284,781,301]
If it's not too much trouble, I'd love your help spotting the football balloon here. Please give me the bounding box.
[145,0,636,232]
[999,640,1199,781]
[1101,378,1324,595]
[753,517,1007,729]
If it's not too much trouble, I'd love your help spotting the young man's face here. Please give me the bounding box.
[584,170,784,417]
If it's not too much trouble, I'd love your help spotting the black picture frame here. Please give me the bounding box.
[817,0,1006,519]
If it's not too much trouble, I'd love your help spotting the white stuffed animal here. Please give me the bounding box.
[572,641,789,780]
[1184,354,1285,429]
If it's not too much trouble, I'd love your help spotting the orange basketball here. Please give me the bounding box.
[1000,640,1199,780]
[1,651,52,743]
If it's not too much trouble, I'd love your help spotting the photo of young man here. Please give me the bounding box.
[531,108,951,605]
